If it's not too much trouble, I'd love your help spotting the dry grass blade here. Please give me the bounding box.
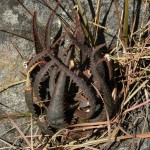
[0,80,26,93]
[76,0,94,44]
[93,0,101,43]
[9,40,24,60]
[0,113,31,119]
[16,0,45,29]
[8,117,32,149]
[60,133,150,149]
[0,138,17,149]
[63,132,150,148]
[122,80,149,108]
[69,119,116,127]
[51,21,75,48]
[76,0,88,27]
[123,99,150,114]
[114,0,122,39]
[0,25,33,41]
[44,1,61,48]
[15,0,33,16]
